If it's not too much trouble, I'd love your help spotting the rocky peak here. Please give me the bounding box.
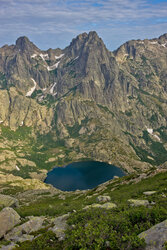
[66,31,106,58]
[158,33,167,43]
[15,36,39,53]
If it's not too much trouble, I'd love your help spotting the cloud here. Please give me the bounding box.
[0,0,167,50]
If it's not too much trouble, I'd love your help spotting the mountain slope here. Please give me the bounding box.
[0,32,167,179]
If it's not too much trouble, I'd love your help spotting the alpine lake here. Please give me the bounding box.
[45,161,125,191]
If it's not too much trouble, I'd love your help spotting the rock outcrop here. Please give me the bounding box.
[128,199,149,207]
[84,202,117,210]
[51,214,70,241]
[5,216,45,243]
[0,208,20,239]
[138,219,167,250]
[96,195,111,203]
[0,195,19,208]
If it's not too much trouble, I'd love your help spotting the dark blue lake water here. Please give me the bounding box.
[44,161,125,191]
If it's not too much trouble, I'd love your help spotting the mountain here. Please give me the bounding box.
[0,31,167,182]
[0,32,167,250]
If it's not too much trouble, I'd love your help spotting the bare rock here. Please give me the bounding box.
[0,194,19,208]
[138,219,167,250]
[10,178,50,190]
[51,214,70,241]
[128,199,149,207]
[96,195,111,203]
[83,202,117,210]
[5,216,45,242]
[0,243,18,250]
[0,207,20,239]
[100,202,117,209]
[143,191,157,196]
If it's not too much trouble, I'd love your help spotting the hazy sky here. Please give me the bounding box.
[0,0,167,51]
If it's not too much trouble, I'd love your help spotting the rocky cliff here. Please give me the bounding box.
[0,31,167,178]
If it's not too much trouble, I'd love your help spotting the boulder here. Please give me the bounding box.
[0,194,19,208]
[83,204,102,210]
[143,191,156,196]
[128,199,149,207]
[0,243,18,250]
[138,219,167,250]
[100,202,117,209]
[113,176,119,179]
[83,202,117,210]
[0,207,20,239]
[96,195,111,203]
[5,216,45,242]
[51,214,69,241]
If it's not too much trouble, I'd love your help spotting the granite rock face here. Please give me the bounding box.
[0,207,20,239]
[138,219,167,250]
[51,214,70,241]
[5,216,45,242]
[0,32,167,174]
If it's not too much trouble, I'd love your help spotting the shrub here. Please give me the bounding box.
[15,231,62,250]
[65,208,146,249]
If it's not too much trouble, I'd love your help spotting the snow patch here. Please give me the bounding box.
[161,43,167,48]
[55,54,64,60]
[16,165,20,171]
[146,127,161,141]
[153,134,161,141]
[20,121,23,126]
[147,128,153,135]
[31,54,37,58]
[47,61,60,71]
[40,53,49,61]
[26,78,37,97]
[73,56,79,61]
[50,82,57,94]
[150,41,158,45]
[39,95,44,101]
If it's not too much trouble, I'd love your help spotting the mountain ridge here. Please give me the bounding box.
[0,31,167,181]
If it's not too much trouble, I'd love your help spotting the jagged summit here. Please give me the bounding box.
[69,31,103,48]
[158,33,167,42]
[64,30,109,62]
[15,36,39,52]
[71,31,99,43]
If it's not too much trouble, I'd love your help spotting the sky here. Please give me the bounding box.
[0,0,167,51]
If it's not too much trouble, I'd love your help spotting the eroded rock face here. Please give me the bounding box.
[0,87,54,132]
[0,207,20,239]
[138,219,167,250]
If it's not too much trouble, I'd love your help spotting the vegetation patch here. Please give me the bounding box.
[15,171,167,249]
[0,72,7,89]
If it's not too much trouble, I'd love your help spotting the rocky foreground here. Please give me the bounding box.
[0,166,166,249]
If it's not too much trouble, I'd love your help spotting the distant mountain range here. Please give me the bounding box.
[0,31,167,180]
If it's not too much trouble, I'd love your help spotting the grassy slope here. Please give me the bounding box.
[1,169,165,249]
